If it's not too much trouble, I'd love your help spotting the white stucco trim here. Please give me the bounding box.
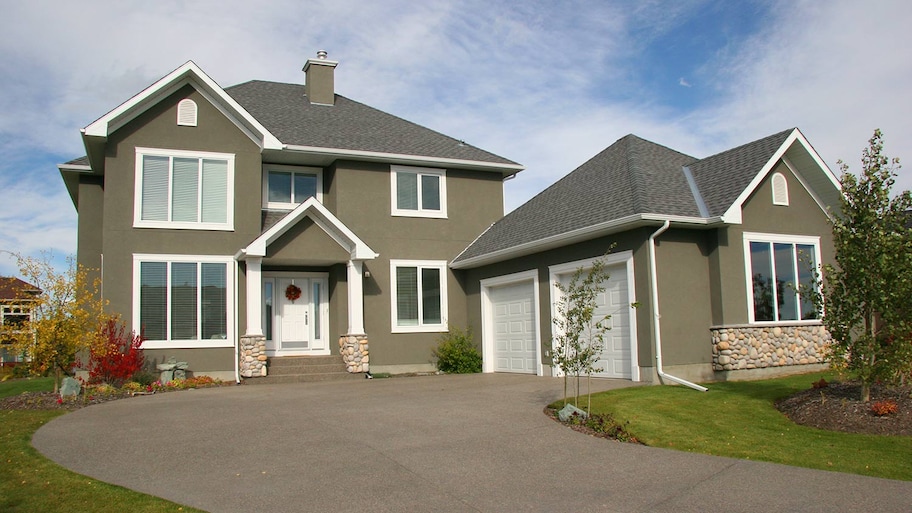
[479,269,542,375]
[83,61,282,150]
[240,197,377,261]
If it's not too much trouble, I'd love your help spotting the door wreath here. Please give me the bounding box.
[285,283,302,302]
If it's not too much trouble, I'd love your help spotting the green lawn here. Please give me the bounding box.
[0,378,204,513]
[565,371,912,481]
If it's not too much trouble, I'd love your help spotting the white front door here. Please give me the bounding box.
[278,278,310,350]
[264,274,329,355]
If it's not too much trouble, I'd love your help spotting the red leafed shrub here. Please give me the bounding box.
[870,400,898,416]
[83,319,145,387]
[812,378,829,389]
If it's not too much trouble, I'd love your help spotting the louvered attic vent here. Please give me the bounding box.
[771,172,789,206]
[177,99,198,126]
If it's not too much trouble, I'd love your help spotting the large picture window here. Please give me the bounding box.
[134,148,234,230]
[134,255,233,348]
[743,233,821,323]
[391,165,446,218]
[390,260,448,332]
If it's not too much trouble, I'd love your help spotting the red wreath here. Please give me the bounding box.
[285,284,302,302]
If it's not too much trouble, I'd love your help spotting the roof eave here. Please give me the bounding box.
[280,144,524,176]
[58,164,93,209]
[450,214,725,269]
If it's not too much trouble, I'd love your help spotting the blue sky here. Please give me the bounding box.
[1,0,910,277]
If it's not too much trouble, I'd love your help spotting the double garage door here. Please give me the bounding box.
[488,264,633,379]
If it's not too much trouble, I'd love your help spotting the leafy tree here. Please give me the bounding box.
[552,258,611,409]
[815,129,912,401]
[5,253,108,393]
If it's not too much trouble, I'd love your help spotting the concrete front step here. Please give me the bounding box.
[243,355,364,385]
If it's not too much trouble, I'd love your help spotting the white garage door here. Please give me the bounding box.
[558,264,632,379]
[490,281,537,373]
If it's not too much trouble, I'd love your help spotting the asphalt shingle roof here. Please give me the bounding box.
[454,129,797,265]
[225,80,518,166]
[0,277,40,301]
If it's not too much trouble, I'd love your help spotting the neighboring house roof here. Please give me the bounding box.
[452,128,841,269]
[225,80,519,168]
[0,277,41,301]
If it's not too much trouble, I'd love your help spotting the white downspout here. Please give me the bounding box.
[648,220,708,392]
[233,259,240,384]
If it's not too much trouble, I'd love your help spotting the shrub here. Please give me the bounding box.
[82,319,145,387]
[432,328,482,374]
[565,410,639,443]
[871,400,898,416]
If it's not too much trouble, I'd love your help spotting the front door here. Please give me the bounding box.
[278,278,310,350]
[264,274,329,355]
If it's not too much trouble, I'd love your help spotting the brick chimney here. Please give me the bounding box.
[303,50,338,106]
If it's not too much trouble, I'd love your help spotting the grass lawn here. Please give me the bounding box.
[0,378,204,513]
[562,371,912,481]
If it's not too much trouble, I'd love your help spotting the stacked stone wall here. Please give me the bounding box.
[239,335,268,377]
[711,324,830,371]
[339,335,369,373]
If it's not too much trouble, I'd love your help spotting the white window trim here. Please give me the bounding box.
[479,270,542,375]
[389,259,448,333]
[390,165,447,219]
[133,147,235,231]
[742,232,823,325]
[548,251,640,382]
[262,164,324,210]
[132,254,235,349]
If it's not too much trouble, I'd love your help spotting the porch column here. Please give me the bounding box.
[239,257,267,378]
[245,257,263,336]
[347,259,365,335]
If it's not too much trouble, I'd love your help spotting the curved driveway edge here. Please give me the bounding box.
[34,374,912,513]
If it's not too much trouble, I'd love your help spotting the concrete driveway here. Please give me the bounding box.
[34,374,912,513]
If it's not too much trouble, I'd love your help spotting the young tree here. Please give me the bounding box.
[5,253,108,393]
[816,129,912,401]
[552,258,611,409]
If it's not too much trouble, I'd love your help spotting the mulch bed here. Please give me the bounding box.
[775,382,912,436]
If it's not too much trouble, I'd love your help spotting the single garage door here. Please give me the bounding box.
[490,281,537,373]
[558,263,632,379]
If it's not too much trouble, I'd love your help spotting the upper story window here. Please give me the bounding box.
[263,165,322,209]
[743,232,821,323]
[771,172,789,206]
[391,165,447,218]
[134,147,234,231]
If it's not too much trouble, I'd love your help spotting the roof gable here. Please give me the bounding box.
[241,198,377,261]
[82,61,282,150]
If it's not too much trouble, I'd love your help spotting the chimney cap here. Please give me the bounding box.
[317,50,328,60]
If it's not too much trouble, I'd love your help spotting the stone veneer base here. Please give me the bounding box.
[339,334,369,373]
[711,323,830,371]
[239,335,268,378]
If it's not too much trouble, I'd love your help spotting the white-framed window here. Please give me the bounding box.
[391,165,447,218]
[390,259,448,332]
[772,172,789,206]
[133,254,234,349]
[263,165,323,209]
[133,147,234,231]
[743,233,821,324]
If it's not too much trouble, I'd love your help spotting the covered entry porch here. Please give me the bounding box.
[235,198,378,377]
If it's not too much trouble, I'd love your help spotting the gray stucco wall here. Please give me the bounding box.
[76,176,105,286]
[99,84,262,373]
[328,160,505,368]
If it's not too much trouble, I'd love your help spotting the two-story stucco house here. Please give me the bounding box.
[59,54,522,381]
[60,55,841,385]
